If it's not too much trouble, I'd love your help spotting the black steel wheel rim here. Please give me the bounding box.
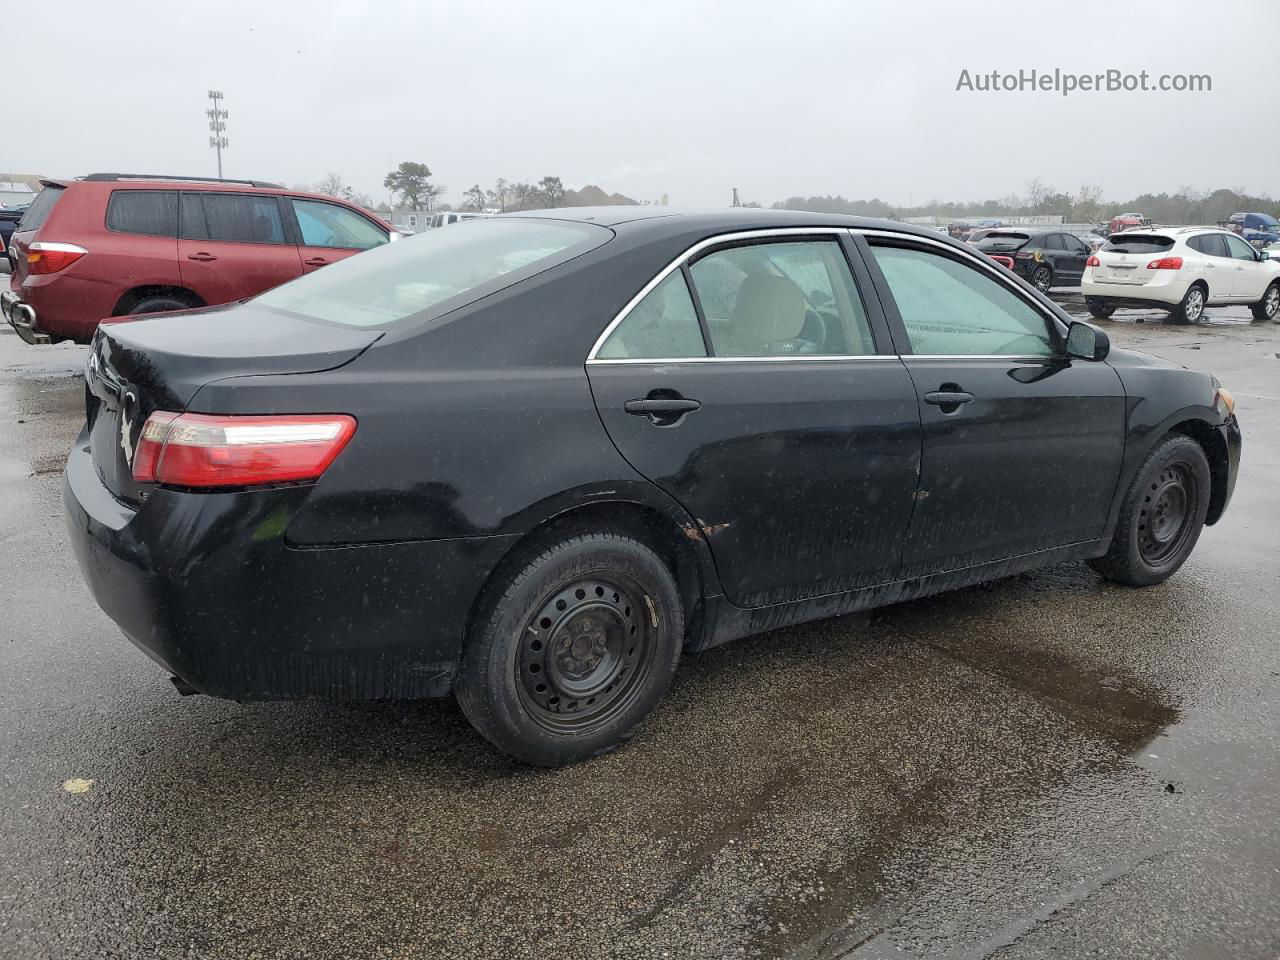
[516,575,657,732]
[1138,463,1197,565]
[1033,267,1051,291]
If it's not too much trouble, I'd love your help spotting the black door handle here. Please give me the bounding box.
[624,398,701,416]
[923,391,974,406]
[186,252,217,262]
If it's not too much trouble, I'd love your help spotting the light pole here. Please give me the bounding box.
[207,90,229,178]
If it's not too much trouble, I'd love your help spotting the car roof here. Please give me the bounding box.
[493,206,971,242]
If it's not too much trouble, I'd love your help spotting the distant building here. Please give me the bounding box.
[0,174,46,208]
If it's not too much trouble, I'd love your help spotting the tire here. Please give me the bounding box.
[1085,297,1116,320]
[1251,281,1280,323]
[1031,265,1053,293]
[127,295,194,316]
[456,533,684,766]
[1171,283,1206,325]
[1088,434,1211,587]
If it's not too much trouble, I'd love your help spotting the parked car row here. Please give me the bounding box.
[3,173,396,344]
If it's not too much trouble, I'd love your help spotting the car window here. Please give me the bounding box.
[688,240,875,357]
[596,272,706,359]
[199,193,287,244]
[105,190,177,237]
[291,199,387,250]
[1066,235,1089,254]
[256,218,606,329]
[1102,235,1174,254]
[870,244,1056,357]
[16,184,63,232]
[1224,234,1257,261]
[1199,234,1230,257]
[1043,234,1064,251]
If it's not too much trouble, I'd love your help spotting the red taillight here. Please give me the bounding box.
[26,241,88,274]
[1147,256,1183,270]
[1086,255,1100,267]
[132,412,357,488]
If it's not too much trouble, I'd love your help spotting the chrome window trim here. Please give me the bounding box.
[584,224,1071,365]
[852,227,1070,339]
[588,355,898,365]
[585,227,857,363]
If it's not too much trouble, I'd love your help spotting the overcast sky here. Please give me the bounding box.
[9,0,1277,208]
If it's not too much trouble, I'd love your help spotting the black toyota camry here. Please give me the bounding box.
[65,208,1241,765]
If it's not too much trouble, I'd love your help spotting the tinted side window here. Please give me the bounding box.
[870,245,1055,357]
[105,190,177,236]
[200,193,287,244]
[16,184,64,232]
[596,272,706,359]
[1043,234,1064,251]
[1201,234,1230,257]
[1224,234,1257,261]
[1066,235,1089,254]
[291,199,387,250]
[689,240,875,356]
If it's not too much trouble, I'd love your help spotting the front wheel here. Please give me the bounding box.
[1031,265,1053,292]
[1085,297,1116,320]
[1251,281,1280,323]
[1088,434,1211,587]
[456,533,683,766]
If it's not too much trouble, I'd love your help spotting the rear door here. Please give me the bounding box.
[861,234,1126,578]
[586,233,921,608]
[1058,233,1090,283]
[285,197,390,272]
[177,191,303,305]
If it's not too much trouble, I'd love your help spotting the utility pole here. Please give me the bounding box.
[207,90,229,178]
[731,187,741,207]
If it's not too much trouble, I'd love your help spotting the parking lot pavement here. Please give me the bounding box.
[0,307,1277,960]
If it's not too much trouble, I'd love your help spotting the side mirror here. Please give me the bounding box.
[1260,250,1270,261]
[1065,320,1110,362]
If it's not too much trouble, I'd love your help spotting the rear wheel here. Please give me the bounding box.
[1085,297,1116,320]
[1088,434,1211,587]
[126,295,195,316]
[1171,284,1206,324]
[1251,281,1280,323]
[1031,265,1053,292]
[456,532,683,766]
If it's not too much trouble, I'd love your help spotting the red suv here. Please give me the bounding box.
[2,173,394,344]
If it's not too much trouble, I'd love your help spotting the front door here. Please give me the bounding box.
[587,235,921,608]
[177,191,303,305]
[1223,233,1270,300]
[285,196,390,273]
[860,236,1126,578]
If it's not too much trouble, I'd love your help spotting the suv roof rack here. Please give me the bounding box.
[81,173,285,189]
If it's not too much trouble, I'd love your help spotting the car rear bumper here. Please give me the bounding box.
[1081,278,1185,306]
[63,432,516,701]
[2,290,53,344]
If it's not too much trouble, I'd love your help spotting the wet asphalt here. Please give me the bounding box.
[0,295,1277,959]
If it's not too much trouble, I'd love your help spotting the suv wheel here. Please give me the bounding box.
[1251,281,1280,323]
[456,532,683,766]
[1171,283,1206,324]
[1085,297,1116,320]
[1031,265,1053,292]
[1088,434,1211,587]
[128,295,195,316]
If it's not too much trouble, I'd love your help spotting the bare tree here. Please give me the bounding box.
[509,181,535,211]
[491,177,509,213]
[538,176,565,208]
[1025,178,1051,210]
[464,184,488,211]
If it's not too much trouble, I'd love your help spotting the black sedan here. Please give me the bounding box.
[65,209,1241,765]
[972,228,1093,291]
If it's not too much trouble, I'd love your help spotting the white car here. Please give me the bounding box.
[1082,227,1280,324]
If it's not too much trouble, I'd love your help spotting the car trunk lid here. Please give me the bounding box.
[1095,234,1175,285]
[85,301,381,504]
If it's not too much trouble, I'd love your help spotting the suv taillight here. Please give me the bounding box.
[1147,256,1183,270]
[26,241,87,274]
[1086,255,1100,267]
[133,412,357,487]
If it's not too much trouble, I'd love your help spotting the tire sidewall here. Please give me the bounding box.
[130,297,191,316]
[1176,284,1206,324]
[458,536,683,766]
[1118,437,1211,585]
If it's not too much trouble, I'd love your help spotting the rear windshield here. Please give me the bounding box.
[16,184,64,232]
[256,218,608,328]
[1102,235,1174,253]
